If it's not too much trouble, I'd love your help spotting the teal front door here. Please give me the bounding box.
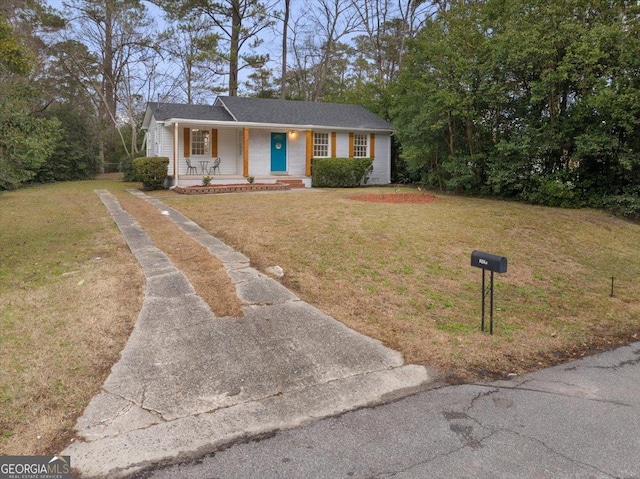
[270,132,287,172]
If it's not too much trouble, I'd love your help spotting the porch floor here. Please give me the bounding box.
[173,182,292,195]
[170,175,310,189]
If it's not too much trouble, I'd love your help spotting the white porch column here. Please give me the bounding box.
[174,122,179,185]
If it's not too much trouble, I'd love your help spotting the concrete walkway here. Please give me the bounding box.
[62,190,432,478]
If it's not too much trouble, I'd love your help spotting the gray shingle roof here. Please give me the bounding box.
[147,102,234,122]
[217,96,394,130]
[146,97,394,131]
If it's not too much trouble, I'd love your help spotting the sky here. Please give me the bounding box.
[43,0,286,99]
[45,0,168,26]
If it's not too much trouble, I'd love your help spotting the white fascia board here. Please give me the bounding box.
[162,118,393,133]
[235,121,395,133]
[161,119,236,127]
[141,107,153,130]
[313,126,395,134]
[214,97,238,121]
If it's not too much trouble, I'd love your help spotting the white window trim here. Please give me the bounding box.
[353,133,368,157]
[191,128,210,156]
[313,132,330,157]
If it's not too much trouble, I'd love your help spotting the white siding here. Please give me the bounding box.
[370,134,391,185]
[324,131,391,185]
[244,129,308,176]
[147,112,392,185]
[147,124,156,156]
[146,118,158,156]
[287,131,306,175]
[168,125,240,176]
[144,118,173,176]
[247,129,271,175]
[161,126,172,158]
[216,128,239,174]
[234,130,244,175]
[335,132,350,158]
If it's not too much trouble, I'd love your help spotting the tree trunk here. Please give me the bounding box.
[186,61,193,104]
[447,110,455,155]
[229,0,241,96]
[103,0,117,164]
[97,129,105,174]
[130,116,138,155]
[466,118,474,156]
[280,0,290,99]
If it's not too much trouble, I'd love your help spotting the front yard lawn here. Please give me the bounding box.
[160,186,640,381]
[2,181,638,456]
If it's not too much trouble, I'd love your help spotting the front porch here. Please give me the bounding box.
[166,174,311,189]
[158,122,313,188]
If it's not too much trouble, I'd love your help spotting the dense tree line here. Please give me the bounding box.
[0,7,60,189]
[1,1,103,189]
[0,0,427,189]
[392,0,640,213]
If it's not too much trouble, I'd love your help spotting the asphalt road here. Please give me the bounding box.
[133,341,640,479]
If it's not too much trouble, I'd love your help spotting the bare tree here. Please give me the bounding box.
[286,0,362,101]
[157,0,274,96]
[308,0,361,101]
[350,0,435,87]
[280,0,290,98]
[160,18,224,103]
[57,0,155,164]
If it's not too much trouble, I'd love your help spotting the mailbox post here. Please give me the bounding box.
[471,251,508,335]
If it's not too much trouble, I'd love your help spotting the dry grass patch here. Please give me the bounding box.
[162,187,640,381]
[113,191,243,318]
[0,180,143,455]
[0,180,245,457]
[2,180,637,457]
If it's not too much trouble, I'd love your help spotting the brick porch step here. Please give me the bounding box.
[276,179,306,189]
[174,183,290,195]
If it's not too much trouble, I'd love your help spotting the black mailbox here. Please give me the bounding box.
[471,250,507,274]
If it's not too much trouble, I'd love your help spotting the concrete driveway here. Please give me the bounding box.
[62,190,432,478]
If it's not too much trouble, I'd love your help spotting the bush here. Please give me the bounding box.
[34,103,99,183]
[603,193,640,218]
[526,178,577,207]
[312,157,373,187]
[132,156,169,190]
[441,154,486,192]
[121,153,145,182]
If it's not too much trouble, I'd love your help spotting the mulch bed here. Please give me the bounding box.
[348,192,439,204]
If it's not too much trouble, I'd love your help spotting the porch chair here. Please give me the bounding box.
[184,158,198,175]
[185,158,198,175]
[209,157,221,175]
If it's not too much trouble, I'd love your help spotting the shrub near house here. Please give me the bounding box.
[312,158,374,187]
[132,156,169,190]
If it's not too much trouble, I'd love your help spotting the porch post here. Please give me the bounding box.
[243,127,249,177]
[331,132,336,158]
[305,130,313,177]
[174,122,179,184]
[370,133,375,159]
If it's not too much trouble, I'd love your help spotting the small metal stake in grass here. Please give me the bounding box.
[471,251,508,335]
[610,276,615,298]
